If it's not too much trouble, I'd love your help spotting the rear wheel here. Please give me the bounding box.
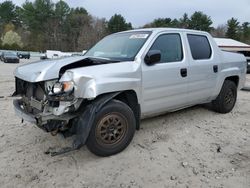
[86,100,136,157]
[212,80,237,113]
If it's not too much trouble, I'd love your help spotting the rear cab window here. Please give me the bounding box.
[187,34,212,60]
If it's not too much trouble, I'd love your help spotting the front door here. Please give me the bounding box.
[141,32,189,117]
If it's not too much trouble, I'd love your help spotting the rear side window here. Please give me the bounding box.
[187,34,212,60]
[150,34,183,63]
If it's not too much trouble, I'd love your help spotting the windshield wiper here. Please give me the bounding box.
[87,57,121,64]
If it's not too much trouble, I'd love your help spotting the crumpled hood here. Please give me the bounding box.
[14,56,86,82]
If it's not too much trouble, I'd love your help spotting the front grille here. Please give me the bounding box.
[15,77,45,100]
[15,77,28,96]
[15,77,46,114]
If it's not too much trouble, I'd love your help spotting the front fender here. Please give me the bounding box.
[60,61,142,104]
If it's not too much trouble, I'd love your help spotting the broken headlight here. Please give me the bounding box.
[46,80,74,95]
[53,81,74,94]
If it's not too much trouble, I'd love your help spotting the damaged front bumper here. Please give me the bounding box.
[13,99,37,123]
[13,77,83,129]
[13,99,79,126]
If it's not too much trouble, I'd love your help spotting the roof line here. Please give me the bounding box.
[219,46,250,48]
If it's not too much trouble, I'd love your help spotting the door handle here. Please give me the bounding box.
[213,65,218,73]
[180,68,187,77]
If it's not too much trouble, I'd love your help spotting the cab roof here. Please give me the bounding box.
[120,28,209,35]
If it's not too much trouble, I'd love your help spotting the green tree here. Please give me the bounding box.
[108,14,132,33]
[46,0,71,50]
[64,7,91,51]
[72,7,88,15]
[179,13,189,28]
[241,22,249,37]
[1,0,110,51]
[171,19,180,28]
[0,1,20,36]
[20,0,54,32]
[0,1,19,25]
[226,18,240,40]
[241,22,250,43]
[20,0,54,50]
[189,11,213,32]
[55,0,70,21]
[144,18,180,28]
[152,18,172,27]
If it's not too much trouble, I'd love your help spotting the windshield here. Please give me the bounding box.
[4,52,17,57]
[85,31,151,61]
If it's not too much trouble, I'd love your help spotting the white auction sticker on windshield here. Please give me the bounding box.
[129,34,149,39]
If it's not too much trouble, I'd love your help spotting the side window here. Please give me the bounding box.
[187,34,212,60]
[149,34,183,63]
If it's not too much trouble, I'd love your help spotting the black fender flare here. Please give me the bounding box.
[72,92,121,149]
[93,92,122,112]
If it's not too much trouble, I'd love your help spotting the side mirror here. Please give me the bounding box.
[144,50,161,65]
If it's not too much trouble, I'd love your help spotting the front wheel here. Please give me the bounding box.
[86,100,136,157]
[212,80,237,113]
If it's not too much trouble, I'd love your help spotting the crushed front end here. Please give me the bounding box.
[13,77,82,133]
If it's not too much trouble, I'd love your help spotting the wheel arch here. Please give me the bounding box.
[86,90,141,130]
[113,90,141,130]
[224,75,239,87]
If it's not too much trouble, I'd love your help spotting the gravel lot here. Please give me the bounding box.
[0,58,249,188]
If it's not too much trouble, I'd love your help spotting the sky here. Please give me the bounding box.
[6,0,250,27]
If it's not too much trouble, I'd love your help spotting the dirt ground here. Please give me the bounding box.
[0,58,249,188]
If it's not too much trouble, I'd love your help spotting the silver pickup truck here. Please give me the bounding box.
[13,28,246,156]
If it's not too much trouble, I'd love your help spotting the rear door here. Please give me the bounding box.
[185,34,219,104]
[141,32,189,117]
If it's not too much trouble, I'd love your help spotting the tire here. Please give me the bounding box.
[86,100,136,157]
[212,80,237,113]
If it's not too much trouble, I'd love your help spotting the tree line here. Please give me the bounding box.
[0,0,249,52]
[144,12,250,44]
